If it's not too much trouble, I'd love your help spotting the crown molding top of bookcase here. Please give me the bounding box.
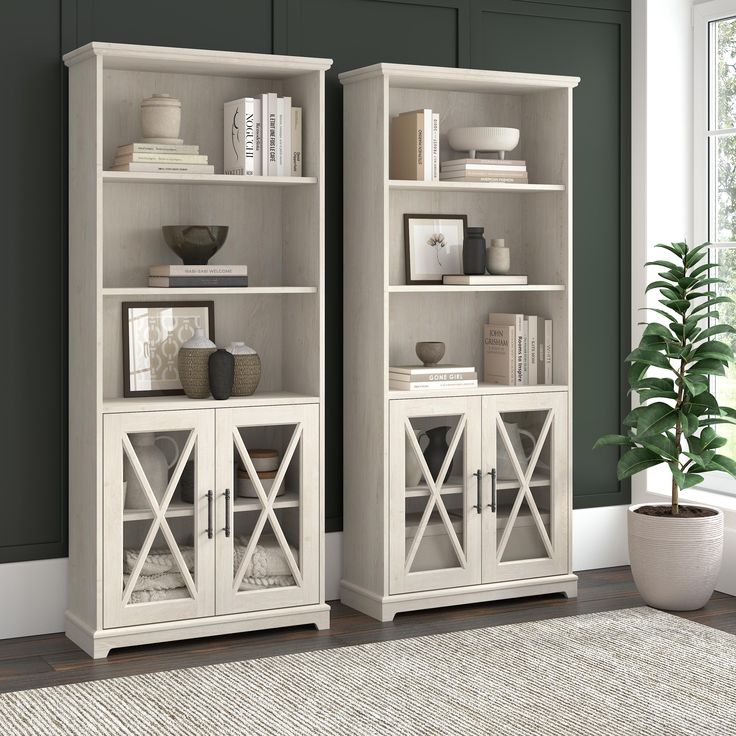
[339,63,580,93]
[63,42,333,77]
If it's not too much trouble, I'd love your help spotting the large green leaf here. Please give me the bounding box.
[636,377,675,392]
[628,361,649,388]
[647,280,681,294]
[625,348,672,370]
[617,448,665,480]
[637,389,679,403]
[688,359,727,376]
[693,324,736,342]
[637,434,678,461]
[691,340,734,362]
[669,463,704,490]
[646,259,681,272]
[660,298,690,314]
[685,391,720,417]
[689,262,714,279]
[593,434,633,449]
[635,402,679,435]
[656,242,687,258]
[691,296,733,315]
[710,454,736,477]
[681,375,709,396]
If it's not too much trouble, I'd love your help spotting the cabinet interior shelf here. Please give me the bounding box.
[234,491,300,511]
[123,502,193,522]
[103,392,320,413]
[103,171,318,187]
[103,286,318,297]
[388,180,565,193]
[388,284,565,293]
[389,384,568,399]
[405,473,551,497]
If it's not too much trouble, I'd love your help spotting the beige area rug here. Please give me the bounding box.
[1,607,735,735]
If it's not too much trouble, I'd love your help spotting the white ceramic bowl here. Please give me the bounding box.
[237,470,286,498]
[447,126,520,159]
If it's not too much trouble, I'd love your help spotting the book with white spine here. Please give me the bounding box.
[117,142,200,155]
[110,162,215,174]
[267,92,278,175]
[422,109,432,181]
[488,313,524,385]
[527,315,538,386]
[432,113,439,181]
[253,98,263,175]
[544,319,553,384]
[261,93,269,174]
[149,265,248,276]
[115,152,208,165]
[291,107,303,176]
[282,96,292,177]
[276,97,284,176]
[389,370,478,384]
[389,364,475,376]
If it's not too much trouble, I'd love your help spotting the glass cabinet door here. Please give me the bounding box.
[389,397,482,594]
[103,410,215,628]
[215,403,320,615]
[482,392,569,583]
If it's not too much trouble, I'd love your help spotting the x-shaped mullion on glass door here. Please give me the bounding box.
[495,412,555,561]
[121,431,198,605]
[231,425,303,593]
[404,416,467,573]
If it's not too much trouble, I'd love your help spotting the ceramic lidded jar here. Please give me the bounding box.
[463,226,486,275]
[227,342,262,396]
[487,238,511,275]
[140,93,182,142]
[178,329,216,399]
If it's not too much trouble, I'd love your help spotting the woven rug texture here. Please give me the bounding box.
[1,607,734,735]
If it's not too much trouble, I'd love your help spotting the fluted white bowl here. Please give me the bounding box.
[447,126,520,159]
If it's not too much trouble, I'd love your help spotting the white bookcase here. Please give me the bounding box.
[339,63,579,621]
[64,42,331,657]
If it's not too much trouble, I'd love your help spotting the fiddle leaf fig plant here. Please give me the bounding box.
[594,241,736,514]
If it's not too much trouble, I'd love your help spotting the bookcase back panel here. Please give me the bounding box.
[103,69,290,175]
[103,183,298,289]
[389,191,524,286]
[388,291,568,386]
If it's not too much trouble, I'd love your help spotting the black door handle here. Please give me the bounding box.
[207,490,214,539]
[473,469,482,514]
[487,469,497,512]
[224,488,231,538]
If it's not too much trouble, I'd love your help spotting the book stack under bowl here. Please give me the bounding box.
[148,264,248,288]
[110,142,214,174]
[439,158,528,184]
[389,365,478,391]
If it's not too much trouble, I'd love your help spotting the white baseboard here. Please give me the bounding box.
[572,506,630,571]
[0,511,632,641]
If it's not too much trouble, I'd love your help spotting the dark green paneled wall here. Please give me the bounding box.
[0,0,630,562]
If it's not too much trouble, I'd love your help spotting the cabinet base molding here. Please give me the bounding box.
[65,604,331,659]
[340,575,578,622]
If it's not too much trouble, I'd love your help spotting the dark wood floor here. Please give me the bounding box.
[1,566,735,694]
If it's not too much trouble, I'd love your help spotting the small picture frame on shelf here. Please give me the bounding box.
[404,214,467,284]
[122,301,215,397]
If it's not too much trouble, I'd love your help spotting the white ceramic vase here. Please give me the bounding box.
[486,238,510,275]
[124,433,179,509]
[628,502,724,611]
[497,422,535,480]
[140,93,182,143]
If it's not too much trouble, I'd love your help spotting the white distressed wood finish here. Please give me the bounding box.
[340,63,577,620]
[65,42,330,656]
[215,404,320,614]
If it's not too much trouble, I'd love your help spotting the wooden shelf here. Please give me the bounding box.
[389,180,564,193]
[389,384,568,400]
[103,171,318,186]
[234,491,300,512]
[497,473,551,491]
[103,392,320,414]
[388,284,565,293]
[103,286,317,297]
[123,502,194,522]
[405,481,464,497]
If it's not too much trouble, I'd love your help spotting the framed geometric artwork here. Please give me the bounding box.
[403,214,467,284]
[121,301,215,397]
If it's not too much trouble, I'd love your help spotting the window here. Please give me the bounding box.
[695,2,736,493]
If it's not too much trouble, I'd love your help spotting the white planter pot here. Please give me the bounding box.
[628,502,724,611]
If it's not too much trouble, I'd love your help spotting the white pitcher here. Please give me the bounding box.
[405,430,428,487]
[497,423,536,481]
[123,433,180,509]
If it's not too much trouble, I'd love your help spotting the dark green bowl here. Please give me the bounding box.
[162,225,229,265]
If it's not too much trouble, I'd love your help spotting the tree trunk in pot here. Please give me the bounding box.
[628,503,724,611]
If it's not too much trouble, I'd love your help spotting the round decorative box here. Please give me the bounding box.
[177,329,216,399]
[237,469,286,498]
[227,342,262,396]
[247,449,280,473]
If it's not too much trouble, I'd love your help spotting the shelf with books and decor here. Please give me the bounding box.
[341,62,578,622]
[65,42,331,658]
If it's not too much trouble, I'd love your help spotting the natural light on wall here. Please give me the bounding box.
[695,1,736,493]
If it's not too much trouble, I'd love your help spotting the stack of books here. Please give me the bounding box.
[389,108,440,181]
[110,142,213,174]
[484,312,552,386]
[440,158,528,184]
[148,264,248,288]
[389,365,478,391]
[224,96,303,177]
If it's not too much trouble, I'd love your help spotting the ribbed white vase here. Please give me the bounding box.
[628,502,724,611]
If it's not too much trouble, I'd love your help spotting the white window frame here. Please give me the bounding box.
[694,0,736,495]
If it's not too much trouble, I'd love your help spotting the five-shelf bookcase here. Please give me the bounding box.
[340,63,580,620]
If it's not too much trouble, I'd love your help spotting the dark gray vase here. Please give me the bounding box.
[208,349,234,400]
[463,226,486,275]
[422,426,454,481]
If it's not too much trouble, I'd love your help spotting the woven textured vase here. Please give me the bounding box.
[232,354,261,396]
[178,346,216,398]
[628,503,724,611]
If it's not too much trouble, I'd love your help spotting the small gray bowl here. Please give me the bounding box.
[416,341,445,366]
[162,225,229,265]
